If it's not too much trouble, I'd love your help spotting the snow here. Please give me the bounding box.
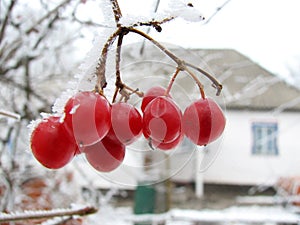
[84,205,300,224]
[170,206,300,223]
[167,0,205,22]
[119,0,205,27]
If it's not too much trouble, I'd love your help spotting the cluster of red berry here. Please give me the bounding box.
[30,86,225,172]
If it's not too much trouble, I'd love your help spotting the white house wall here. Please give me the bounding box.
[201,110,300,186]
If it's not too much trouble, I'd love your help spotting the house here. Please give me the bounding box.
[72,45,300,197]
[186,49,300,196]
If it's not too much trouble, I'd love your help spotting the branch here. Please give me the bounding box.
[112,33,124,102]
[139,0,162,54]
[203,0,232,25]
[0,205,97,223]
[25,0,72,34]
[95,28,123,91]
[0,110,20,121]
[110,0,122,24]
[92,0,223,98]
[0,0,17,43]
[185,62,223,96]
[128,28,222,96]
[0,75,50,106]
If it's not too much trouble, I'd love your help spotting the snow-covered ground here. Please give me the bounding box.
[86,205,300,225]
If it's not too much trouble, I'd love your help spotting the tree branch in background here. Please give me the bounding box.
[0,0,17,43]
[203,0,232,24]
[26,0,72,34]
[0,110,20,121]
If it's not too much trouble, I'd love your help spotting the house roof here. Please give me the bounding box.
[122,45,300,112]
[190,48,300,112]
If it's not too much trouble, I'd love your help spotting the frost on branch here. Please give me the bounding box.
[167,0,205,22]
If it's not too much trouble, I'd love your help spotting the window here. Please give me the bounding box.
[251,122,279,156]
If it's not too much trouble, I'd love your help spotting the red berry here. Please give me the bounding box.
[141,86,171,112]
[151,133,184,150]
[143,96,182,143]
[182,98,226,146]
[84,128,125,172]
[64,91,111,147]
[111,102,142,145]
[30,116,77,169]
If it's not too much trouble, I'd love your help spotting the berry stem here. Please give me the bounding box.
[101,0,223,99]
[95,28,122,92]
[165,67,181,96]
[185,62,222,96]
[129,28,182,66]
[128,27,222,96]
[185,67,206,99]
[112,32,124,102]
[112,29,144,103]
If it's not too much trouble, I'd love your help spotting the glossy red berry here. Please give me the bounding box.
[64,91,111,147]
[141,86,171,112]
[84,128,125,172]
[111,102,142,145]
[30,116,77,169]
[143,96,182,143]
[182,98,226,146]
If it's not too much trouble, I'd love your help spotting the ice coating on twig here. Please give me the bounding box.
[168,0,205,22]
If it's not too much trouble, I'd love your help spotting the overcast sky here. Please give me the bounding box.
[77,0,300,84]
[115,0,300,83]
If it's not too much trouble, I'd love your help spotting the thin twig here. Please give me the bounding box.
[128,27,222,96]
[112,33,125,102]
[0,0,17,44]
[0,205,97,223]
[203,0,232,25]
[129,28,182,65]
[139,0,162,56]
[185,66,206,99]
[103,0,223,98]
[123,84,143,97]
[165,67,181,96]
[25,0,72,34]
[185,62,222,96]
[0,110,21,121]
[95,28,122,92]
[110,0,122,24]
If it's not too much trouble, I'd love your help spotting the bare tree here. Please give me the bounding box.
[0,0,102,213]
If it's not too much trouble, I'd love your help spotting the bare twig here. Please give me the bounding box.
[25,0,72,34]
[128,27,222,96]
[185,62,222,96]
[110,0,122,24]
[0,0,17,43]
[95,28,123,92]
[0,205,97,223]
[203,0,232,25]
[165,67,181,96]
[112,33,124,102]
[0,110,21,121]
[98,0,223,99]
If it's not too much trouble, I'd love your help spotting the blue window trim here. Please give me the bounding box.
[251,122,279,156]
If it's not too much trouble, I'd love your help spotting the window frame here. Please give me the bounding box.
[251,121,279,156]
